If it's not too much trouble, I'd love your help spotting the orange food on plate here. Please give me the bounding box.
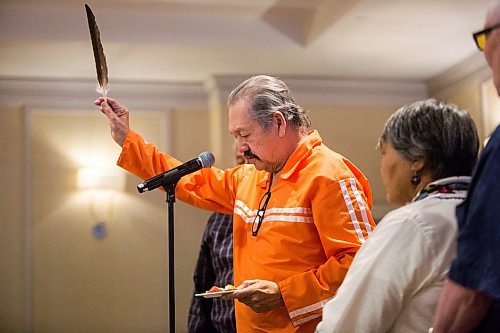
[207,286,223,293]
[206,284,236,293]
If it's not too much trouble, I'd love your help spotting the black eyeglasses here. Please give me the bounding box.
[473,23,500,51]
[252,173,273,237]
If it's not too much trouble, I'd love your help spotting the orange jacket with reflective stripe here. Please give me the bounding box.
[117,130,375,332]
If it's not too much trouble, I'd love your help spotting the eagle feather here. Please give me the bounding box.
[85,4,108,97]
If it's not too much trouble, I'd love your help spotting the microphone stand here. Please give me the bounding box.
[139,165,208,333]
[164,181,177,333]
[162,171,180,333]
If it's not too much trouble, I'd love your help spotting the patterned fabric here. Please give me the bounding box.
[188,212,236,333]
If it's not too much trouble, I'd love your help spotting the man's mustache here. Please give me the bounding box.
[244,150,260,161]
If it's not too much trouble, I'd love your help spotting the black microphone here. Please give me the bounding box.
[137,151,215,193]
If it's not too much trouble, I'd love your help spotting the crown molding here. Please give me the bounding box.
[0,77,208,111]
[1,75,429,112]
[209,75,428,107]
[427,52,491,95]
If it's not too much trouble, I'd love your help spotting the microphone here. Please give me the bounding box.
[137,151,215,193]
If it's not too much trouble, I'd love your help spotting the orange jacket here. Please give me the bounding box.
[117,130,375,332]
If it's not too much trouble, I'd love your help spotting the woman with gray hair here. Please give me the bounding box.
[316,99,480,333]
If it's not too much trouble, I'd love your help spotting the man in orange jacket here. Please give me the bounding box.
[95,75,375,332]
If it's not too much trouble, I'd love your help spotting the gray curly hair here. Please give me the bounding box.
[379,98,479,179]
[227,75,311,131]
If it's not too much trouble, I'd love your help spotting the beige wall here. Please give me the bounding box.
[0,106,26,332]
[0,107,211,333]
[30,110,167,332]
[431,77,486,139]
[427,55,493,142]
[481,79,500,136]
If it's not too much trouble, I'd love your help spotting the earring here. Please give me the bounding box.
[411,172,421,186]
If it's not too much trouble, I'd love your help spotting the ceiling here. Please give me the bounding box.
[0,0,491,85]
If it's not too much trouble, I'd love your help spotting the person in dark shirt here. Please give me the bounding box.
[188,212,236,333]
[432,2,500,332]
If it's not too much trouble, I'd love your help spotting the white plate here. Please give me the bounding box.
[194,290,234,298]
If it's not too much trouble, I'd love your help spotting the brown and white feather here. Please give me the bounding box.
[85,4,108,97]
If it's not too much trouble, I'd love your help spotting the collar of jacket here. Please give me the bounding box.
[255,129,322,189]
[257,130,323,189]
[281,129,321,180]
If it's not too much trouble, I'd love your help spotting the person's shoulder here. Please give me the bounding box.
[305,145,361,181]
[380,197,459,247]
[231,163,261,177]
[378,200,444,231]
[482,126,500,160]
[489,124,500,142]
[228,163,265,185]
[307,142,339,163]
[402,195,461,223]
[378,204,416,226]
[370,205,434,254]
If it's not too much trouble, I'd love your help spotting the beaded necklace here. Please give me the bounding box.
[414,182,469,202]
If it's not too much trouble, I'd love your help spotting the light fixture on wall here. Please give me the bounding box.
[77,167,126,192]
[77,167,126,240]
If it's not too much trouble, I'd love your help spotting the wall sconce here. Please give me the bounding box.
[77,167,126,192]
[77,167,126,239]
